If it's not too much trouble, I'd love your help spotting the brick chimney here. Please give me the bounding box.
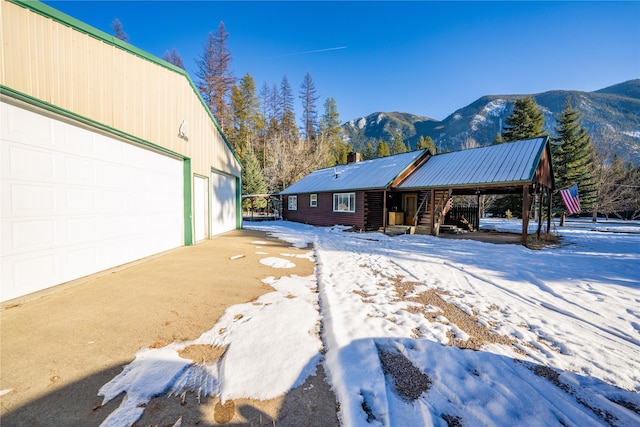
[347,152,361,164]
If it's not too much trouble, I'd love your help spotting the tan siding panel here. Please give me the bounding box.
[2,0,240,178]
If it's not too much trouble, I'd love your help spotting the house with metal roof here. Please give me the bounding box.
[280,137,554,244]
[279,150,431,230]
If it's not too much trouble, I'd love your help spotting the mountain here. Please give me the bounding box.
[340,79,640,164]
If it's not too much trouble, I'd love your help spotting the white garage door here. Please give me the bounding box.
[1,102,184,302]
[210,171,237,236]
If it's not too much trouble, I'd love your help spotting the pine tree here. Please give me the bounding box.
[196,22,235,132]
[502,96,547,142]
[299,71,319,144]
[391,134,407,155]
[229,73,260,160]
[242,149,267,208]
[111,18,129,42]
[377,140,391,158]
[362,142,375,160]
[416,135,436,153]
[497,96,548,216]
[279,76,298,144]
[552,100,597,213]
[319,98,346,165]
[163,48,184,69]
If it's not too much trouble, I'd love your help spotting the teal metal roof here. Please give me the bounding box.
[398,137,548,189]
[279,150,428,195]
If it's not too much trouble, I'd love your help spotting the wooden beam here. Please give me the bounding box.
[476,192,481,231]
[522,185,529,245]
[429,189,435,235]
[547,187,552,233]
[383,190,387,228]
[536,186,543,239]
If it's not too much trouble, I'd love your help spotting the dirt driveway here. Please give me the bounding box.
[0,229,339,426]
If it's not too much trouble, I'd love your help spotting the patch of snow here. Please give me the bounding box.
[623,130,640,138]
[99,273,322,426]
[259,257,295,268]
[100,219,640,426]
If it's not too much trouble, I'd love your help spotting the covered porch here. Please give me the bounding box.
[388,137,555,246]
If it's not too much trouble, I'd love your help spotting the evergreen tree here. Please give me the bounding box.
[242,149,267,208]
[229,73,260,160]
[299,71,320,143]
[363,142,375,160]
[319,98,346,165]
[416,135,436,153]
[111,18,129,42]
[163,48,184,69]
[497,96,547,216]
[196,22,235,132]
[279,76,298,144]
[502,96,546,142]
[377,140,391,158]
[552,100,597,213]
[391,134,407,154]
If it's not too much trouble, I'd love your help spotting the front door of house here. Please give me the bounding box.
[404,193,417,225]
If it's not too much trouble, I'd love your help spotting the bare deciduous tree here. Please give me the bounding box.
[111,18,129,42]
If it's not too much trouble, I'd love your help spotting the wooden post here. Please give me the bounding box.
[522,185,529,245]
[547,187,552,233]
[536,186,543,239]
[383,190,387,229]
[429,189,436,235]
[476,192,481,231]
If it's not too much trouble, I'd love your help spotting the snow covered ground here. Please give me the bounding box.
[99,218,640,426]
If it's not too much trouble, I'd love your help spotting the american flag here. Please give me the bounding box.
[560,184,581,215]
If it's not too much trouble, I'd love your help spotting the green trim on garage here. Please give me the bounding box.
[183,159,193,246]
[1,86,183,160]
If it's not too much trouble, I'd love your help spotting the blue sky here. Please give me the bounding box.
[43,1,639,123]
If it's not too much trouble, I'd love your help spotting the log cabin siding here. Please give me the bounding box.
[283,192,366,230]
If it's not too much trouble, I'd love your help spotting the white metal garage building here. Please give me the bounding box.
[1,0,242,302]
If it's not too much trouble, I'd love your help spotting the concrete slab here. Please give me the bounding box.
[0,229,338,426]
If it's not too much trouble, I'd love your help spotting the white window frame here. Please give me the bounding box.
[333,192,356,213]
[310,193,318,207]
[288,195,298,211]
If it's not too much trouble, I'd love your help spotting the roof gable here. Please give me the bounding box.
[398,137,550,190]
[280,150,429,195]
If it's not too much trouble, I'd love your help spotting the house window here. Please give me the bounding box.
[333,192,356,213]
[288,195,298,211]
[310,194,318,207]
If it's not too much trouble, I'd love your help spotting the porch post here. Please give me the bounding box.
[383,190,387,229]
[476,192,481,231]
[536,186,543,239]
[522,185,529,245]
[547,187,552,233]
[429,189,436,235]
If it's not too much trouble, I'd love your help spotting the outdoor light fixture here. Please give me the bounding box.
[178,119,188,140]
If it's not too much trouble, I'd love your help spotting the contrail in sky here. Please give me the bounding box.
[270,46,347,58]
